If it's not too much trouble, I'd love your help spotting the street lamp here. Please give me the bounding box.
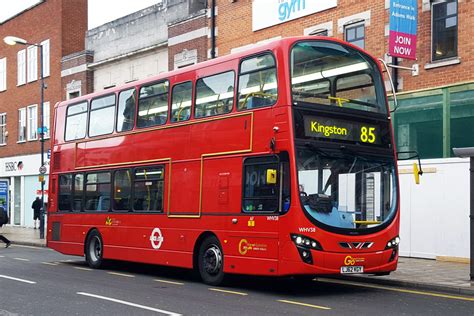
[3,35,46,239]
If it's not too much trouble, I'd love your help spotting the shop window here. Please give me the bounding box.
[133,167,164,212]
[195,71,234,118]
[432,0,458,61]
[238,54,278,110]
[170,81,193,123]
[345,22,365,49]
[137,81,169,128]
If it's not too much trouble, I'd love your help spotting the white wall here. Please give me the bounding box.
[398,158,470,259]
[93,49,168,91]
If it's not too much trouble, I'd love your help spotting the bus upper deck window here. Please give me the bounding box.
[137,81,169,128]
[171,81,193,123]
[238,54,278,110]
[195,71,235,118]
[117,89,136,132]
[65,102,88,141]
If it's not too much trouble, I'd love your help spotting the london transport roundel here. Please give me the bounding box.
[150,228,164,249]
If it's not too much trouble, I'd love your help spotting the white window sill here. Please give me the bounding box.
[425,57,461,70]
[17,83,26,87]
[27,138,38,142]
[0,143,6,147]
[17,140,26,144]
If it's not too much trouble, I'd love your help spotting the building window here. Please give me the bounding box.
[18,108,26,142]
[41,39,50,77]
[43,102,50,139]
[0,113,6,145]
[27,105,38,141]
[432,0,458,61]
[27,46,38,83]
[0,58,6,92]
[345,22,365,49]
[17,50,26,86]
[309,29,329,36]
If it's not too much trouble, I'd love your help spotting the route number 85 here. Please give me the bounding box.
[360,126,376,143]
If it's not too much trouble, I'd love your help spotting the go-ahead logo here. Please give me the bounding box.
[344,255,365,266]
[150,228,164,249]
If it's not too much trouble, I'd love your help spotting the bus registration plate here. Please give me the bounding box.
[340,266,364,274]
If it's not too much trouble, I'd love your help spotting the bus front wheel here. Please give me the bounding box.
[198,236,224,285]
[85,230,104,269]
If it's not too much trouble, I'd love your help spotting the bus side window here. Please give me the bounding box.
[133,167,164,212]
[65,101,88,141]
[195,71,235,118]
[113,169,132,211]
[137,81,169,128]
[242,156,279,213]
[85,172,111,212]
[170,82,193,123]
[238,54,278,111]
[117,88,136,132]
[58,174,72,211]
[73,174,84,211]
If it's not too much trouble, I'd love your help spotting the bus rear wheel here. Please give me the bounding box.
[85,230,104,269]
[198,236,224,285]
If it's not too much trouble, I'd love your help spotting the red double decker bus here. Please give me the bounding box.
[47,37,400,285]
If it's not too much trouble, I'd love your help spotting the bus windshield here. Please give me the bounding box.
[291,41,387,114]
[297,147,397,232]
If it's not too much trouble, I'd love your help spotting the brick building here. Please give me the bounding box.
[0,0,87,226]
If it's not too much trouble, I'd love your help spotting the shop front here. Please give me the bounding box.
[0,153,49,227]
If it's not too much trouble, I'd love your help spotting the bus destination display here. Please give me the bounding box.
[303,115,381,144]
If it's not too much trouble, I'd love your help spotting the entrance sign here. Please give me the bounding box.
[389,0,418,60]
[252,0,337,32]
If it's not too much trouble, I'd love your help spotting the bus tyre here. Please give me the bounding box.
[198,236,224,285]
[85,230,104,269]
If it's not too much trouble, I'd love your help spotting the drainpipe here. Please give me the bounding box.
[392,57,399,92]
[210,0,216,59]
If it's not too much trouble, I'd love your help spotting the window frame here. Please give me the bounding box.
[116,88,137,133]
[0,57,6,92]
[132,166,165,213]
[41,39,50,78]
[170,81,193,123]
[237,52,279,111]
[194,70,235,119]
[241,155,281,214]
[344,21,365,49]
[18,108,26,143]
[88,93,116,138]
[17,50,26,86]
[431,0,458,62]
[27,45,38,83]
[137,80,170,129]
[65,101,88,142]
[0,113,6,146]
[27,104,38,141]
[84,171,112,212]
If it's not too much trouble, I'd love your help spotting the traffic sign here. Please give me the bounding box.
[39,165,47,174]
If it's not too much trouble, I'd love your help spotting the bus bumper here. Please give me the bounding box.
[279,248,398,276]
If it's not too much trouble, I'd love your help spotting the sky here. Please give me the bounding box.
[0,0,163,29]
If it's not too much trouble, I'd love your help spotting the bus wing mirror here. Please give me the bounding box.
[397,151,423,185]
[266,169,277,184]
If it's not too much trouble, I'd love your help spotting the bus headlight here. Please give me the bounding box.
[385,236,400,249]
[291,234,323,265]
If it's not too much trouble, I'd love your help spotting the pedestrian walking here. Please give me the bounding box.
[0,206,11,248]
[32,197,42,229]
